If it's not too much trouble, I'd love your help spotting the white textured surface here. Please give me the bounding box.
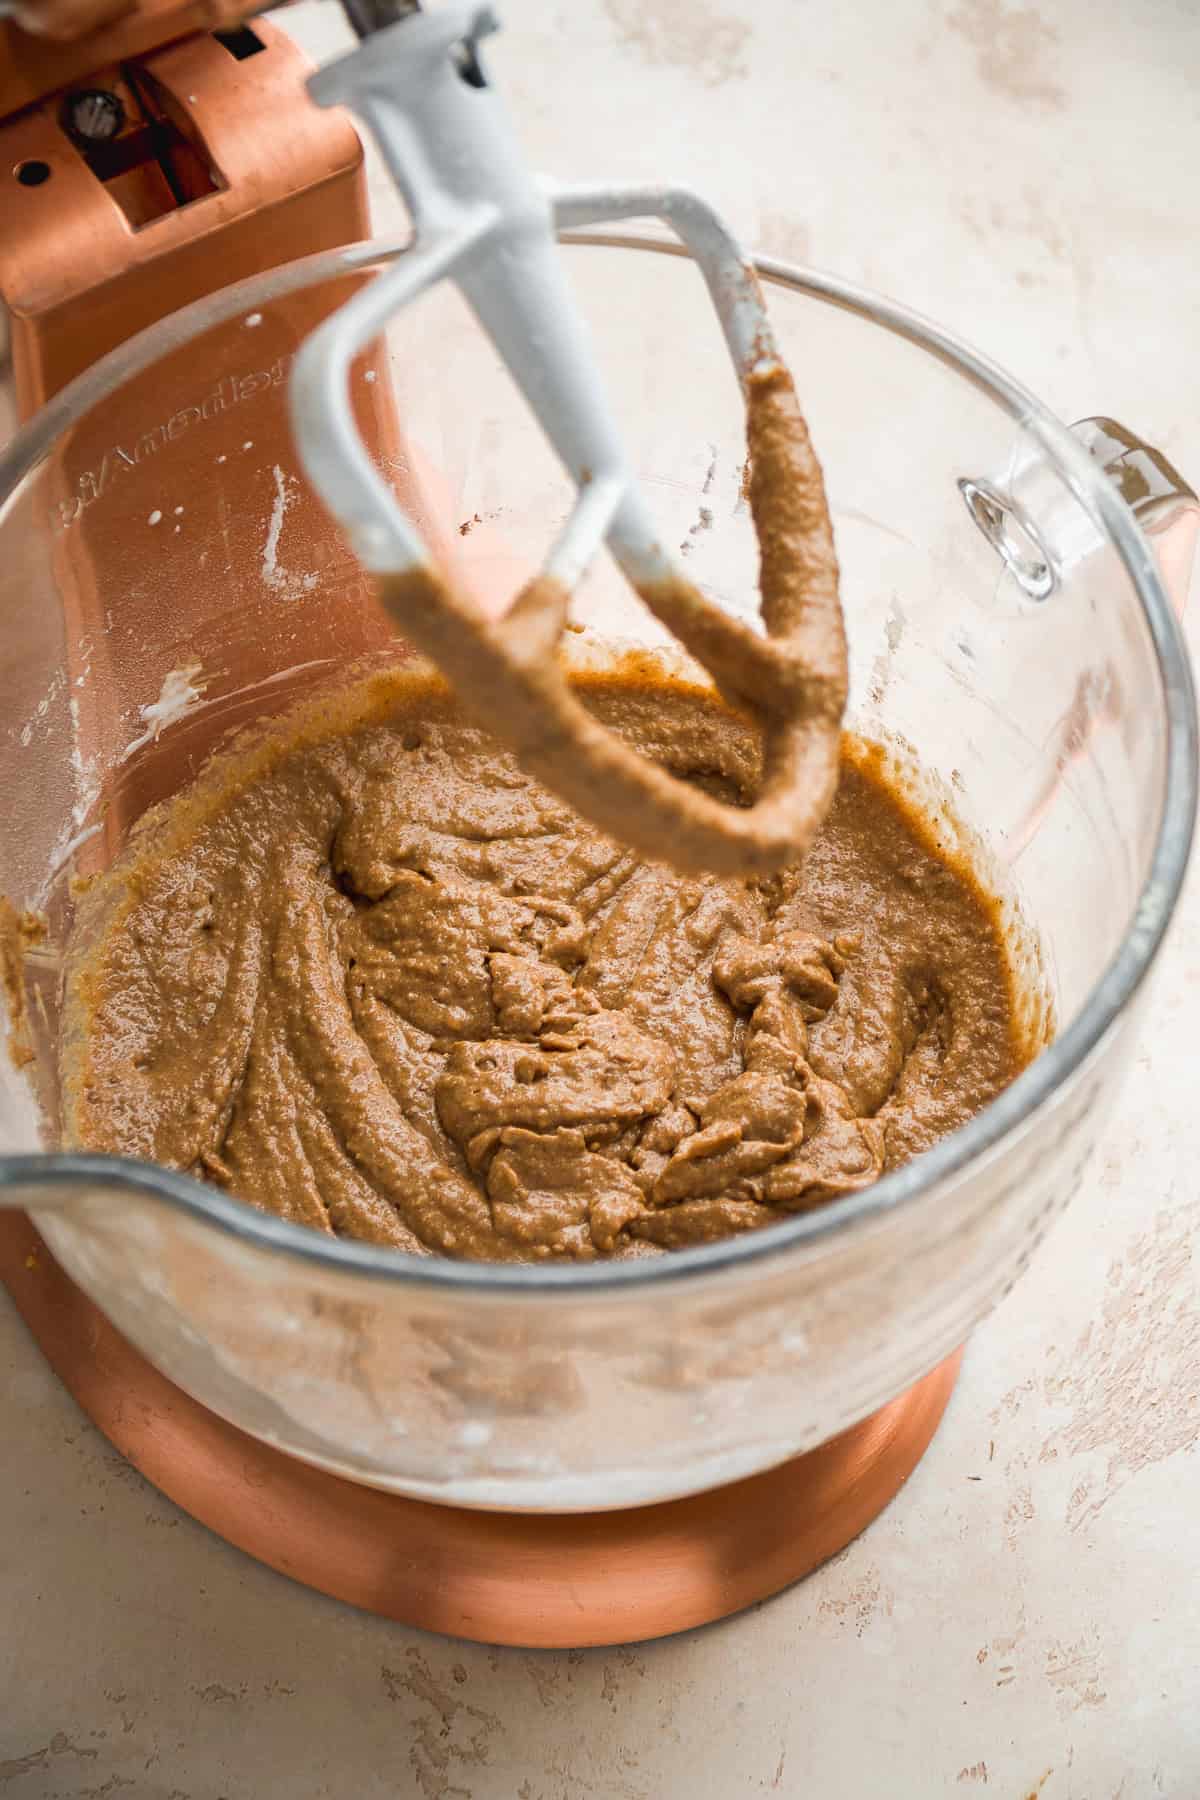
[3,0,1199,1792]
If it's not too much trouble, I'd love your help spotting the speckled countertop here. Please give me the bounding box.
[3,1,1199,1794]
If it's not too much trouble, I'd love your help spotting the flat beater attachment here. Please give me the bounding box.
[292,2,847,875]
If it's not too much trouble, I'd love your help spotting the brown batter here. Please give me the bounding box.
[65,666,1029,1262]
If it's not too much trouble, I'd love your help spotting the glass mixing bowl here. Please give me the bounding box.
[0,238,1194,1510]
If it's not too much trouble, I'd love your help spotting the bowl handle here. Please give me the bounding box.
[961,415,1197,617]
[1072,417,1197,621]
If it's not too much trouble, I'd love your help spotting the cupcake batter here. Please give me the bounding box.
[65,668,1028,1262]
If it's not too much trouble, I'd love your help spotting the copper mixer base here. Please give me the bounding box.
[0,1212,960,1648]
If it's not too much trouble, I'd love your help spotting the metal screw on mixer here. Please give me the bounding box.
[62,88,125,146]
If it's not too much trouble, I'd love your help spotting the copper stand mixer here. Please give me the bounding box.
[1,1,1194,1647]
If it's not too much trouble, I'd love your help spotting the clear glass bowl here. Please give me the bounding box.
[0,237,1194,1510]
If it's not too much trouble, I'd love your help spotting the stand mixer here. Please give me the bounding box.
[1,0,1196,1646]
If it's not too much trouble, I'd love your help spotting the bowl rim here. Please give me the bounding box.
[3,232,1195,1295]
